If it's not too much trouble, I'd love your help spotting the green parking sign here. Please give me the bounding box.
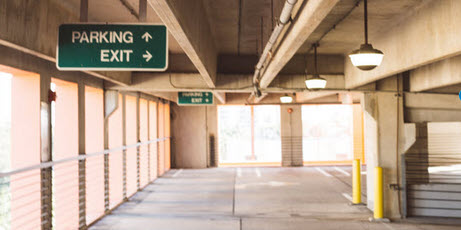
[57,24,168,71]
[178,92,214,105]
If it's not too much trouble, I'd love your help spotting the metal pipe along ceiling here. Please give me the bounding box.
[252,0,298,84]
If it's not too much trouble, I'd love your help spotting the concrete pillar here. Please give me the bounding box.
[206,106,218,167]
[77,82,86,229]
[136,93,140,190]
[103,90,119,211]
[39,74,52,230]
[121,94,127,199]
[147,98,151,181]
[280,105,303,167]
[361,76,405,219]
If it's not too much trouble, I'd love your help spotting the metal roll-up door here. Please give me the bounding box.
[405,122,461,218]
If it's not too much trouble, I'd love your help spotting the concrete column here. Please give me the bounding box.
[136,93,140,190]
[147,98,151,181]
[103,90,119,212]
[122,94,127,199]
[280,105,303,167]
[361,77,405,219]
[77,82,86,229]
[39,74,52,230]
[206,106,218,168]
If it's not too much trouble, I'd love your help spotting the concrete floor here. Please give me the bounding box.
[91,167,460,230]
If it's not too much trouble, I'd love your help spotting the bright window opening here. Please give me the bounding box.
[218,105,281,166]
[302,105,355,164]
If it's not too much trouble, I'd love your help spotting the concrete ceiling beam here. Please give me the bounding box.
[258,0,340,88]
[148,0,218,87]
[106,73,345,93]
[213,92,226,104]
[409,54,461,92]
[404,93,461,110]
[346,0,461,89]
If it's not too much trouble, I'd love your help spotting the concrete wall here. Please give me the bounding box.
[280,105,303,167]
[171,105,217,168]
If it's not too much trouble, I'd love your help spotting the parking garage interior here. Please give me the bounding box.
[1,0,461,229]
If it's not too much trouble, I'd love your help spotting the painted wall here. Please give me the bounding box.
[171,105,217,169]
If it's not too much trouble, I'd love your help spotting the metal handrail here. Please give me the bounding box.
[0,137,171,178]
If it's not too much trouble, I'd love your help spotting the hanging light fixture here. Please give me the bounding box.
[280,94,293,103]
[349,0,383,71]
[305,44,327,89]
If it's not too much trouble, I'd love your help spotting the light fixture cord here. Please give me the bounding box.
[314,43,318,75]
[303,53,308,80]
[364,0,368,44]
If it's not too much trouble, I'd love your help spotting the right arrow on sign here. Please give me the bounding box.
[142,32,152,42]
[143,51,152,62]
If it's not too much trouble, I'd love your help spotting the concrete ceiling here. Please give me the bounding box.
[203,0,286,55]
[50,0,453,104]
[53,0,429,59]
[298,0,429,55]
[55,0,183,53]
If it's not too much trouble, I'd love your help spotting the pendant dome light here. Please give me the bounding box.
[349,0,383,71]
[280,94,293,103]
[305,44,327,89]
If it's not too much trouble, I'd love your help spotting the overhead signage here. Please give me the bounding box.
[178,92,214,105]
[57,24,168,71]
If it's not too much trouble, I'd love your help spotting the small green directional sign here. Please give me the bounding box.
[57,24,168,71]
[178,92,214,105]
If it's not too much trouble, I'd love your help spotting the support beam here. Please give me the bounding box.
[409,54,461,92]
[404,93,461,123]
[249,93,269,104]
[405,93,461,110]
[346,0,461,89]
[295,92,337,102]
[150,92,178,102]
[258,0,340,88]
[148,0,217,87]
[213,92,226,104]
[106,73,345,93]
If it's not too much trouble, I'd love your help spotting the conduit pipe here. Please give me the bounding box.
[252,0,298,86]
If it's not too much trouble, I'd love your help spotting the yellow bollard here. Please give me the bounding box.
[374,167,384,219]
[352,159,361,204]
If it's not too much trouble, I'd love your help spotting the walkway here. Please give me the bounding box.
[91,167,460,230]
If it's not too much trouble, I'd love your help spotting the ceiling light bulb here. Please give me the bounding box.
[349,44,384,70]
[305,75,327,89]
[280,95,293,103]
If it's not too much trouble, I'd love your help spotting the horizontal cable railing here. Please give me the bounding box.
[0,137,170,230]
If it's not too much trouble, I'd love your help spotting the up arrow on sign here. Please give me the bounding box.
[142,32,152,42]
[57,24,168,71]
